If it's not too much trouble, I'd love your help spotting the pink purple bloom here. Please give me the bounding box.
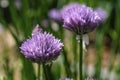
[20,25,63,63]
[48,9,62,23]
[95,8,107,22]
[61,3,103,34]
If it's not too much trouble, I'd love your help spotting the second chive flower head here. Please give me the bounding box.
[61,3,106,34]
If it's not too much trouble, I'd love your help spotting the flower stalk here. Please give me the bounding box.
[43,63,54,80]
[37,64,40,80]
[77,35,83,80]
[43,63,49,80]
[63,48,72,77]
[79,35,83,80]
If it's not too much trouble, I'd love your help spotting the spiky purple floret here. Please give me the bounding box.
[48,9,62,23]
[61,3,102,34]
[20,28,63,63]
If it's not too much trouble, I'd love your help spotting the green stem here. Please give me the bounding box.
[38,64,40,79]
[43,63,54,80]
[73,35,77,80]
[43,63,49,80]
[63,48,72,77]
[78,35,83,80]
[60,24,72,78]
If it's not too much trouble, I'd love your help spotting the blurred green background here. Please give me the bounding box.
[0,0,120,80]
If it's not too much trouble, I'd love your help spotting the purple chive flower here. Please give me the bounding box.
[95,8,107,22]
[61,3,80,12]
[61,3,103,34]
[20,25,63,63]
[48,9,62,23]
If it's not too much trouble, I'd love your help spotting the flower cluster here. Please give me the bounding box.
[20,2,107,80]
[61,3,105,34]
[20,25,63,63]
[48,3,107,35]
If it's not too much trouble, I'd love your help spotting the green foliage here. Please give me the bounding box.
[0,0,120,80]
